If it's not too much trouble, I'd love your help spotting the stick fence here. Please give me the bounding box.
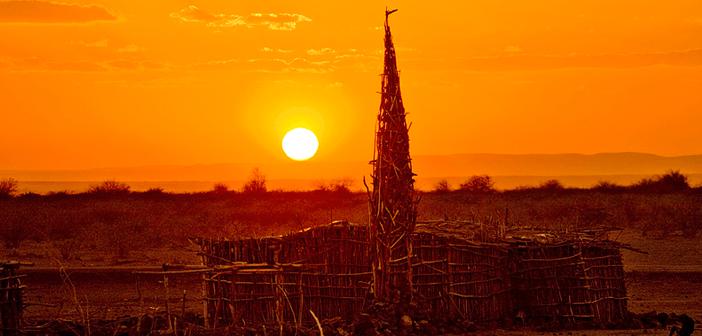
[194,221,629,328]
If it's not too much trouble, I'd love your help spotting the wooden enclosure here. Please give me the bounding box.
[581,243,629,325]
[194,221,629,328]
[509,233,628,327]
[196,222,372,328]
[411,228,512,324]
[0,262,24,336]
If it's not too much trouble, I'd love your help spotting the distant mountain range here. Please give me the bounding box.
[3,152,702,192]
[414,152,702,176]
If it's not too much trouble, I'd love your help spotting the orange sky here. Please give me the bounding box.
[1,0,702,171]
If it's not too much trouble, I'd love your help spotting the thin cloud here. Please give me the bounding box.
[189,58,241,71]
[459,49,702,71]
[72,39,144,53]
[249,13,311,31]
[247,58,331,67]
[248,57,332,73]
[170,5,310,31]
[0,0,116,24]
[261,47,293,53]
[307,48,335,56]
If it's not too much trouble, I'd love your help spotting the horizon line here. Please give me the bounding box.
[3,151,702,172]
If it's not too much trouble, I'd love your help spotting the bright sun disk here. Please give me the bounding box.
[282,128,319,161]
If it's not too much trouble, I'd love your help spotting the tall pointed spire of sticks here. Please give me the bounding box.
[369,8,418,307]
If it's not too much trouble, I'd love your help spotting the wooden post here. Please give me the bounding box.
[297,274,304,329]
[202,240,211,328]
[369,8,418,309]
[164,274,173,332]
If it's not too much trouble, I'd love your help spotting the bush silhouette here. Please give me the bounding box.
[243,168,267,194]
[657,170,689,189]
[144,187,165,194]
[592,180,624,192]
[212,183,230,193]
[0,178,18,198]
[631,170,689,193]
[460,175,495,193]
[88,180,131,195]
[538,179,565,191]
[330,180,352,194]
[434,179,451,193]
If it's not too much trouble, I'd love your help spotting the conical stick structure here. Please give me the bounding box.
[368,9,418,307]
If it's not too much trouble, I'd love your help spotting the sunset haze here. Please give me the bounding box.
[2,0,702,185]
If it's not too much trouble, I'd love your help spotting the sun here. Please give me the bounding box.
[282,128,319,161]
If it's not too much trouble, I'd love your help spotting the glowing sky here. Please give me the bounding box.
[1,0,702,171]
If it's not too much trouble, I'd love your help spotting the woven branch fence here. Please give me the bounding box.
[510,239,628,327]
[194,221,629,329]
[411,232,512,324]
[1,262,24,336]
[197,223,372,328]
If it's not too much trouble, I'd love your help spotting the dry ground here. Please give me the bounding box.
[2,190,701,334]
[9,231,702,336]
[20,271,702,330]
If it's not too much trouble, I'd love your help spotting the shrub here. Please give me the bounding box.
[631,170,690,193]
[316,179,353,195]
[330,180,352,194]
[0,178,18,198]
[139,187,167,199]
[592,180,624,192]
[18,192,41,199]
[434,179,451,193]
[145,187,165,194]
[657,170,690,190]
[88,180,131,195]
[539,179,564,191]
[45,190,73,199]
[212,183,230,193]
[459,175,495,193]
[242,168,267,194]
